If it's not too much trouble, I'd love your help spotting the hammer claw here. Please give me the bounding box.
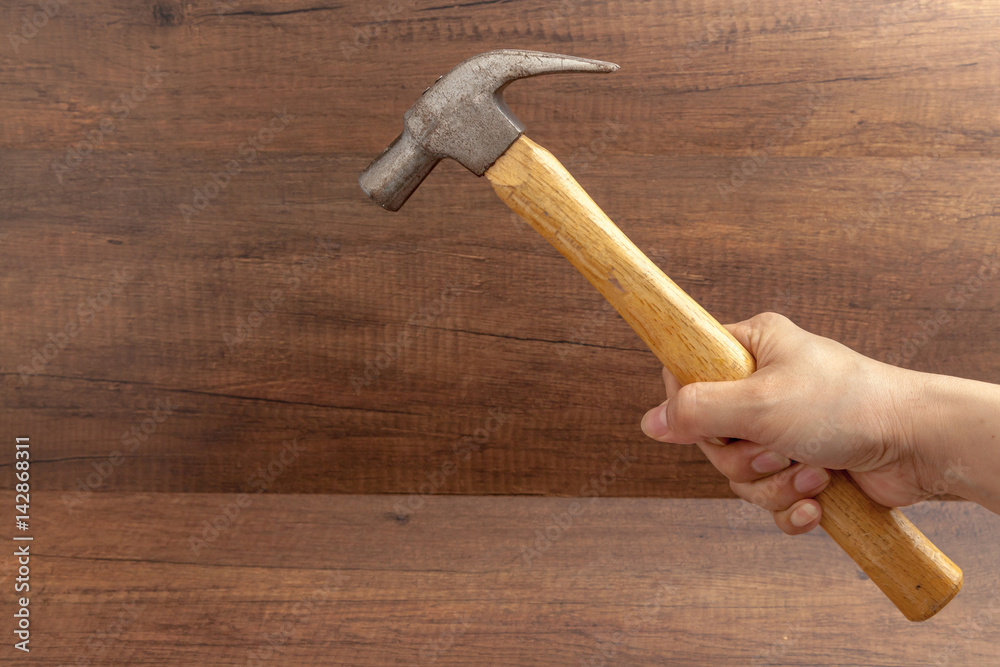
[359,49,618,210]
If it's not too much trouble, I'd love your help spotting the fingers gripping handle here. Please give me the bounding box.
[485,134,962,621]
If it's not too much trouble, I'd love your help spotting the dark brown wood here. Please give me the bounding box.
[1,492,996,665]
[2,0,1000,497]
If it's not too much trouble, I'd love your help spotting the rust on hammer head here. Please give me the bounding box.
[358,49,618,211]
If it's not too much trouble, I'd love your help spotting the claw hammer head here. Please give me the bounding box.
[358,49,618,211]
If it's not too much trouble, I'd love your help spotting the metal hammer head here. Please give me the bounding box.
[358,49,618,211]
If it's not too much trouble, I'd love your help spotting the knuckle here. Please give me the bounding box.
[746,376,773,403]
[731,479,768,509]
[744,476,790,512]
[671,384,701,436]
[770,463,799,489]
[754,311,791,330]
[720,445,760,484]
[749,487,779,511]
[740,380,777,441]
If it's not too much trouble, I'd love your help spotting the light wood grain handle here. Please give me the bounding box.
[485,134,962,621]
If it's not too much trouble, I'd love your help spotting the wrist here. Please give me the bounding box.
[904,371,999,509]
[905,373,971,499]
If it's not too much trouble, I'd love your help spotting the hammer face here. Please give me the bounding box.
[359,49,619,211]
[358,128,441,211]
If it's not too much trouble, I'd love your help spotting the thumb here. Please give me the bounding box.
[641,378,766,444]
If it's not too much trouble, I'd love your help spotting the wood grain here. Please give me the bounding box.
[2,492,997,665]
[488,134,756,385]
[2,0,1000,496]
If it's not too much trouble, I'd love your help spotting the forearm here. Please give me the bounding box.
[908,371,1000,513]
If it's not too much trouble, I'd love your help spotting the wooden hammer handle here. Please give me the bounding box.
[485,134,962,621]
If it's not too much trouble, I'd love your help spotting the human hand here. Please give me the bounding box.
[640,313,941,534]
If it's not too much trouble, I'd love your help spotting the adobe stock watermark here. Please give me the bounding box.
[581,581,678,667]
[727,416,840,529]
[61,397,175,513]
[557,300,617,360]
[340,0,416,61]
[883,251,999,368]
[245,573,345,666]
[923,459,972,500]
[842,128,956,241]
[391,408,508,517]
[717,85,831,200]
[562,121,627,174]
[540,0,577,22]
[751,635,796,667]
[929,583,1000,666]
[211,0,238,13]
[520,449,639,567]
[761,288,799,317]
[7,0,70,53]
[74,594,146,667]
[189,439,304,555]
[350,282,466,394]
[876,0,925,35]
[51,65,166,183]
[419,614,472,665]
[947,251,1000,308]
[673,11,734,72]
[17,267,134,383]
[180,107,294,223]
[223,237,340,352]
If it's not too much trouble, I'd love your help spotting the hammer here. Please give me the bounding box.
[358,49,962,621]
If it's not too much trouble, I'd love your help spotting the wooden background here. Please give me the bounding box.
[3,1,1000,664]
[12,493,1000,666]
[3,0,1000,498]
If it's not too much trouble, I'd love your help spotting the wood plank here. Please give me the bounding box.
[2,0,1000,495]
[3,493,998,665]
[4,155,998,496]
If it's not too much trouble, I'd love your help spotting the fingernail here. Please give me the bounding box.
[641,404,669,439]
[750,451,790,474]
[790,502,820,527]
[794,467,830,494]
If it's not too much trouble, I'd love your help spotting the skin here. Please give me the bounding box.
[640,313,1000,534]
